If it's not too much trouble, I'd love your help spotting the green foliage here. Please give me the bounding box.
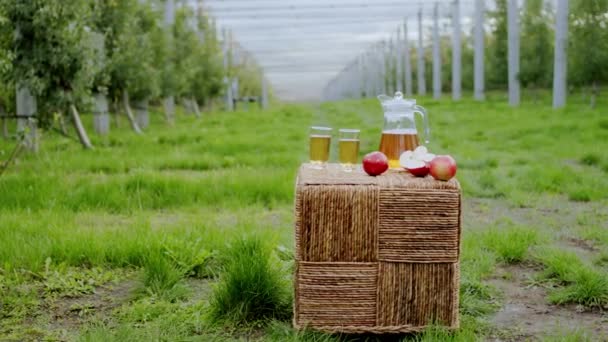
[42,263,124,298]
[162,237,216,279]
[208,235,291,326]
[519,0,554,92]
[97,0,161,101]
[0,0,233,122]
[569,0,608,89]
[487,0,509,89]
[172,8,223,104]
[0,0,98,125]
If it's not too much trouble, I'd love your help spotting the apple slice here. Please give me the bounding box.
[399,150,414,166]
[413,146,436,163]
[403,159,430,177]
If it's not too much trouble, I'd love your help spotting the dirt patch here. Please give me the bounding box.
[464,196,607,232]
[565,237,598,252]
[185,278,213,303]
[487,264,608,340]
[552,237,601,265]
[46,279,137,331]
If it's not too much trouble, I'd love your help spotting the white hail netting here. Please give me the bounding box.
[199,0,541,101]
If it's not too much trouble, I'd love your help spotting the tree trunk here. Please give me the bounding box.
[59,113,69,136]
[0,139,23,177]
[163,96,175,125]
[0,106,8,139]
[191,98,201,118]
[134,99,149,130]
[181,98,193,115]
[69,105,93,150]
[1,117,7,139]
[122,90,143,134]
[591,81,598,109]
[112,100,121,128]
[204,100,213,113]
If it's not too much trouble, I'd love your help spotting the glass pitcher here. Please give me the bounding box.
[378,92,430,168]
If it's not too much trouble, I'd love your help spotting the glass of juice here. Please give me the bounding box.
[338,129,360,172]
[309,126,332,169]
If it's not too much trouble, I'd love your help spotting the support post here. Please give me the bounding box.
[163,0,176,123]
[16,87,37,152]
[474,0,485,101]
[417,8,426,95]
[552,0,568,108]
[507,0,520,106]
[93,93,110,135]
[381,43,388,95]
[433,3,441,99]
[404,19,413,97]
[261,74,269,109]
[222,28,233,111]
[396,28,403,92]
[452,0,462,100]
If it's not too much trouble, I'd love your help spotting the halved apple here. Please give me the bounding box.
[403,159,430,177]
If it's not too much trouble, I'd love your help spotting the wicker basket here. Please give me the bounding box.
[294,164,462,334]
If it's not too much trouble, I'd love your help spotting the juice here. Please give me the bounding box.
[339,138,360,165]
[379,129,419,168]
[309,134,331,164]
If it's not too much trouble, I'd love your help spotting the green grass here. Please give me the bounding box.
[580,153,601,166]
[1,93,607,340]
[548,268,608,307]
[535,249,608,308]
[482,226,541,264]
[137,253,188,302]
[208,235,291,326]
[542,329,597,342]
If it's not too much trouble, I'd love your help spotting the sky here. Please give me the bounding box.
[201,0,479,102]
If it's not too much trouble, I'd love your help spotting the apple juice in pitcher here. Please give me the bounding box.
[377,92,429,168]
[379,129,419,168]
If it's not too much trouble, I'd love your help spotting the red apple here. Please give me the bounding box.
[403,159,430,177]
[430,155,457,181]
[363,151,389,176]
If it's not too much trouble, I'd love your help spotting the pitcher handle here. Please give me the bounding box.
[413,105,430,144]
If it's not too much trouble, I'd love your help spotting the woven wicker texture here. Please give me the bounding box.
[294,164,462,334]
[296,185,378,262]
[377,263,459,327]
[378,190,461,263]
[295,262,378,327]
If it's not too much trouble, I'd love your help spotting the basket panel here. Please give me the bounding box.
[295,262,378,327]
[296,185,378,262]
[376,262,459,327]
[378,190,461,263]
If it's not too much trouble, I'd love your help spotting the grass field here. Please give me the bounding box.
[1,93,607,341]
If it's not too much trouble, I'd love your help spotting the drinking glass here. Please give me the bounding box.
[338,129,360,172]
[309,126,332,169]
